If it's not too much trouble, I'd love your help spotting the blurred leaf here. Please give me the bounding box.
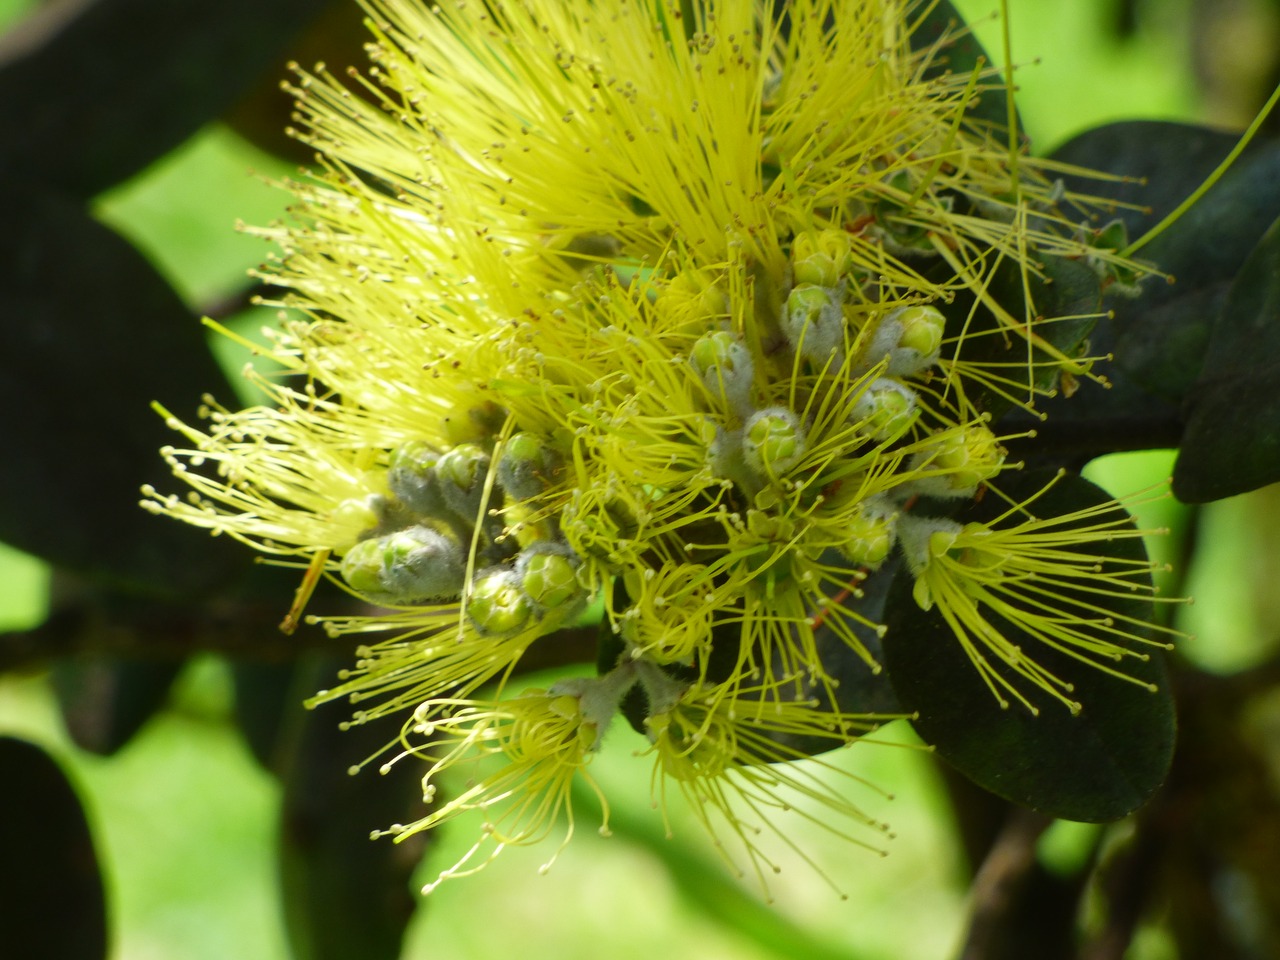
[0,736,107,960]
[0,182,245,596]
[232,659,302,773]
[0,0,332,199]
[52,655,185,755]
[882,472,1176,822]
[278,657,425,960]
[1175,215,1280,501]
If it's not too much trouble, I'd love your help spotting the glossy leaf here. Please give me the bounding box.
[943,253,1103,421]
[0,0,332,199]
[881,472,1176,822]
[278,657,425,960]
[1175,215,1280,501]
[0,182,245,596]
[1025,123,1280,462]
[0,736,107,960]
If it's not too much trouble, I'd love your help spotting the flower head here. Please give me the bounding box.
[145,0,1171,890]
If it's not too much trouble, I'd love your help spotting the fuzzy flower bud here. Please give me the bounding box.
[838,497,899,568]
[516,543,584,612]
[386,440,444,516]
[850,378,918,440]
[782,283,845,365]
[437,442,492,520]
[340,525,467,602]
[742,406,807,478]
[497,432,560,500]
[689,329,755,414]
[859,304,945,376]
[467,568,535,635]
[910,424,1005,496]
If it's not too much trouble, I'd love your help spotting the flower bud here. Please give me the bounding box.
[782,283,844,365]
[850,378,918,440]
[892,305,945,360]
[516,543,583,611]
[467,568,535,635]
[689,330,755,414]
[791,229,855,287]
[742,406,806,477]
[858,304,945,377]
[387,440,445,516]
[340,525,466,601]
[497,432,561,500]
[437,442,492,520]
[839,498,898,568]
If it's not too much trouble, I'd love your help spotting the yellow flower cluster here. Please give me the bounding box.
[143,0,1174,891]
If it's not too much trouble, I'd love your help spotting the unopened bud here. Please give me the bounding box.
[859,304,945,377]
[497,432,560,500]
[791,229,855,287]
[782,283,844,365]
[437,442,492,520]
[689,330,755,414]
[839,498,898,568]
[467,568,535,635]
[340,525,466,601]
[516,543,583,611]
[851,378,918,440]
[742,406,806,477]
[387,440,444,516]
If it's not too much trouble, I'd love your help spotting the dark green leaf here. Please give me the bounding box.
[52,655,185,755]
[232,660,304,773]
[1175,215,1280,501]
[882,472,1175,822]
[1026,123,1280,447]
[0,736,107,960]
[0,182,245,596]
[762,557,902,758]
[945,253,1102,420]
[0,0,332,199]
[278,657,424,960]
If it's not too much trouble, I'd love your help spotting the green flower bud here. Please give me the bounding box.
[892,305,945,360]
[742,406,806,477]
[386,440,444,516]
[860,304,945,376]
[689,330,754,414]
[850,378,918,440]
[517,544,583,611]
[782,283,844,365]
[340,525,466,601]
[467,568,535,635]
[791,229,855,287]
[437,442,492,520]
[839,498,898,569]
[497,432,561,500]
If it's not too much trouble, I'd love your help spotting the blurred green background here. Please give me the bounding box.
[2,1,1279,958]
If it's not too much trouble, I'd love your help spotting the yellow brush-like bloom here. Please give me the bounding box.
[144,0,1169,889]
